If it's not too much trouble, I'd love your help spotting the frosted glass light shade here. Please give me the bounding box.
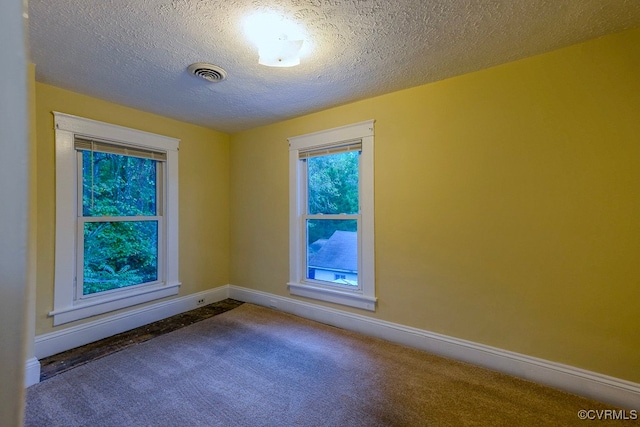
[258,39,304,67]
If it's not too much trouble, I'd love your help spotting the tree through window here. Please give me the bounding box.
[79,149,161,296]
[305,150,359,286]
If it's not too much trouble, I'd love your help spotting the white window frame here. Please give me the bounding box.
[51,112,180,325]
[288,120,376,311]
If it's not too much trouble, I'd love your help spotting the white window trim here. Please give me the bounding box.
[288,120,376,311]
[51,112,180,326]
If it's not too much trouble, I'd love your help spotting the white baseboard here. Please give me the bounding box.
[25,357,41,388]
[34,286,230,361]
[30,283,640,409]
[228,285,640,410]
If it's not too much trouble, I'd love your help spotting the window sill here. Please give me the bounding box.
[288,281,376,311]
[49,282,181,326]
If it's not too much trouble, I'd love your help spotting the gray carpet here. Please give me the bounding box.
[25,304,626,426]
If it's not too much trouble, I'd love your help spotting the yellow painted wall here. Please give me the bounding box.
[34,83,230,335]
[230,28,640,382]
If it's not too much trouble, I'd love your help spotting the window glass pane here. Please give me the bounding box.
[82,151,157,217]
[307,151,359,215]
[307,219,357,286]
[83,221,158,295]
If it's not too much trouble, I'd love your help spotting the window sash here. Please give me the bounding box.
[300,147,362,291]
[304,214,360,220]
[75,217,164,300]
[302,215,361,291]
[76,152,164,218]
[299,150,362,219]
[75,144,166,301]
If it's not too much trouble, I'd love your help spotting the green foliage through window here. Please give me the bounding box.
[307,151,358,215]
[81,151,160,295]
[306,151,359,244]
[305,150,359,285]
[83,151,157,217]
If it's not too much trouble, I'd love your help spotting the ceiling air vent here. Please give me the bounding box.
[187,62,227,82]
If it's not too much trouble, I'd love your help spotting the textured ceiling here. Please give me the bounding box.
[29,0,640,133]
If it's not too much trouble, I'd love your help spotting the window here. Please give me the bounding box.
[288,120,376,311]
[52,112,180,325]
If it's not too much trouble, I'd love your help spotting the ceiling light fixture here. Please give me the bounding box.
[258,35,304,67]
[243,12,307,68]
